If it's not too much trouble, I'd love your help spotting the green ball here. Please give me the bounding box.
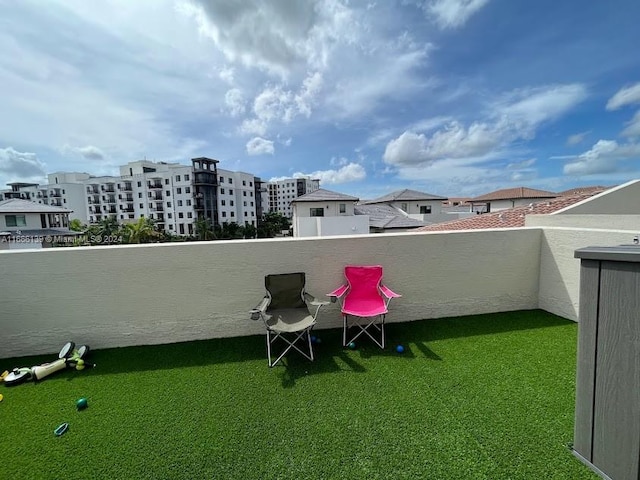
[348,342,356,350]
[76,397,88,410]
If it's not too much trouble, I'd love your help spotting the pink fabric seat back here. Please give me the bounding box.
[343,265,387,316]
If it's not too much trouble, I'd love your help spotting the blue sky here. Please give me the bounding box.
[1,0,640,199]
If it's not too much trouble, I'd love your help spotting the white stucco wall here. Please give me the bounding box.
[389,200,443,215]
[294,215,370,237]
[488,198,552,211]
[1,212,43,231]
[526,214,640,231]
[537,227,636,321]
[0,228,542,358]
[293,200,356,217]
[555,179,640,214]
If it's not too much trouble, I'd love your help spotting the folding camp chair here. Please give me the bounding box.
[327,265,401,349]
[251,272,328,367]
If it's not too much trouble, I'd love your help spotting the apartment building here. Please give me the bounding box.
[1,158,264,236]
[264,177,320,218]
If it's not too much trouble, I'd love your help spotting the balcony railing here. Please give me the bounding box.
[148,183,163,189]
[120,184,133,191]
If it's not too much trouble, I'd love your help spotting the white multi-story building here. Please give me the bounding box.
[264,177,320,218]
[1,159,265,236]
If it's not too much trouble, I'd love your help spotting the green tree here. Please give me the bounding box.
[194,217,216,241]
[123,217,159,244]
[258,212,291,238]
[220,221,243,239]
[243,224,257,239]
[69,219,85,232]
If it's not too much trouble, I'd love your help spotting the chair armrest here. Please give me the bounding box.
[380,284,401,299]
[250,296,270,320]
[304,292,330,306]
[326,284,348,303]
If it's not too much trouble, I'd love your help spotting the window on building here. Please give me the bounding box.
[221,200,226,206]
[129,214,135,219]
[220,188,225,194]
[179,212,184,219]
[222,211,227,218]
[187,212,192,218]
[229,189,233,195]
[137,181,142,187]
[168,213,172,219]
[244,211,247,217]
[339,203,346,213]
[6,215,26,227]
[177,187,182,194]
[178,200,183,206]
[243,191,246,196]
[242,180,246,186]
[310,208,324,217]
[419,205,432,214]
[219,176,224,183]
[179,224,184,234]
[230,200,234,206]
[250,201,254,206]
[185,187,190,194]
[230,212,235,217]
[166,191,170,196]
[165,179,169,185]
[184,174,190,181]
[401,203,408,212]
[167,202,171,207]
[186,200,191,206]
[176,175,181,182]
[139,193,142,198]
[169,224,173,230]
[243,201,247,206]
[139,203,144,208]
[229,178,233,184]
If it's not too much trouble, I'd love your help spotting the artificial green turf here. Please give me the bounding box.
[0,310,597,480]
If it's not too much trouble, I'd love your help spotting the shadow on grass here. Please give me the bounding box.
[0,310,573,381]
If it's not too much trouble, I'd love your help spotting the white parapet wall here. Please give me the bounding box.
[0,228,542,358]
[537,227,636,320]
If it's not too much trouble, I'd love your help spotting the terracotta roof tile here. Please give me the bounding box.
[415,193,596,232]
[469,187,557,202]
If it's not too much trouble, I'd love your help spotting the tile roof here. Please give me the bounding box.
[469,187,557,202]
[415,193,596,232]
[362,188,447,204]
[0,198,72,213]
[557,186,608,196]
[291,188,359,202]
[355,204,429,229]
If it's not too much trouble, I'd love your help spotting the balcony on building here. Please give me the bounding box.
[120,182,133,192]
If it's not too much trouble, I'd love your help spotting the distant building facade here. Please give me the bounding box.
[1,159,264,236]
[264,177,320,218]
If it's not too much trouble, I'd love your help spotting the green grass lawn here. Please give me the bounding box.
[0,310,596,480]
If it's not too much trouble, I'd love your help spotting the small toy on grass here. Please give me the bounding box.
[396,345,405,354]
[3,342,95,387]
[54,422,69,437]
[0,393,4,402]
[76,397,88,410]
[348,342,356,350]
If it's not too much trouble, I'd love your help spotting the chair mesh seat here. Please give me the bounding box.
[266,309,316,333]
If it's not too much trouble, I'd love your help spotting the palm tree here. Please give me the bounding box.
[69,219,85,232]
[194,217,216,241]
[123,217,158,244]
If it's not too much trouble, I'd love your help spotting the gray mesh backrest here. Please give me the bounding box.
[265,273,306,310]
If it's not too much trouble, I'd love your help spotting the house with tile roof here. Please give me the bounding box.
[0,198,82,249]
[469,187,558,213]
[291,188,369,237]
[414,181,640,233]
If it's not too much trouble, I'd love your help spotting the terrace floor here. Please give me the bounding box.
[0,310,597,480]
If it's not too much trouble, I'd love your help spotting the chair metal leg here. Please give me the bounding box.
[344,314,386,349]
[343,315,348,346]
[266,328,315,367]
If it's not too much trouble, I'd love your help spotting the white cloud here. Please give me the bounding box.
[0,147,47,182]
[383,123,500,166]
[425,0,490,29]
[246,137,274,155]
[383,83,587,167]
[224,88,246,117]
[181,0,354,76]
[566,131,590,146]
[606,82,640,111]
[507,158,535,169]
[63,144,107,160]
[294,162,366,184]
[494,84,588,133]
[564,139,640,175]
[218,66,234,84]
[252,72,323,124]
[239,118,267,136]
[621,111,640,138]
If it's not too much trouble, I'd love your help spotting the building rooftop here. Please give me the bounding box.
[469,187,557,202]
[291,188,359,203]
[361,188,447,204]
[415,193,597,232]
[0,198,72,213]
[354,204,429,229]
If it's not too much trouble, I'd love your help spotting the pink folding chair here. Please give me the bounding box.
[327,265,401,349]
